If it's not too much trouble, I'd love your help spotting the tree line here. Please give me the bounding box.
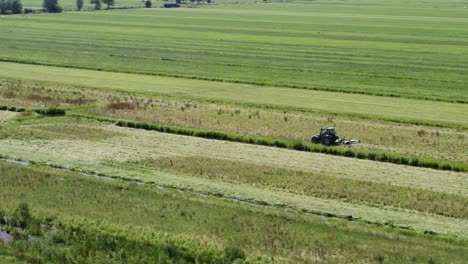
[0,0,123,14]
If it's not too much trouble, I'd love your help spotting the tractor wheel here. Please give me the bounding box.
[322,136,332,146]
[311,136,320,144]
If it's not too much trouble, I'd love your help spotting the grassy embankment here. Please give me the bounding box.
[0,2,468,102]
[0,115,466,239]
[0,160,467,263]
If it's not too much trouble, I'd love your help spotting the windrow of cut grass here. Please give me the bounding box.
[1,3,468,102]
[74,113,467,172]
[1,62,467,129]
[1,160,467,263]
[0,119,123,141]
[130,156,468,219]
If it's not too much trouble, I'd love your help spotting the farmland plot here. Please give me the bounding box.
[1,0,467,261]
[0,116,466,239]
[1,160,467,262]
[1,62,467,128]
[0,2,468,101]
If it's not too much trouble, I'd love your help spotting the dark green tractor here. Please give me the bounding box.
[311,127,360,146]
[311,127,339,146]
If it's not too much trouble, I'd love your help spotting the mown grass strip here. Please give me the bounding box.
[71,112,467,172]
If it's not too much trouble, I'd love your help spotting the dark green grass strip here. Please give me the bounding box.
[1,58,466,104]
[70,112,467,173]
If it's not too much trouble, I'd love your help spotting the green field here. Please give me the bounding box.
[0,116,466,240]
[2,80,466,165]
[1,2,468,101]
[1,160,467,263]
[1,0,467,262]
[1,63,467,128]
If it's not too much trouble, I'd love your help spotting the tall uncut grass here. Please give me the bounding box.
[1,161,467,263]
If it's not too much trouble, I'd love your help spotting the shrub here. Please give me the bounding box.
[224,246,246,262]
[441,164,452,171]
[356,152,366,159]
[344,149,355,157]
[145,0,151,7]
[102,0,113,9]
[12,203,31,229]
[43,0,62,12]
[90,0,101,10]
[33,107,66,116]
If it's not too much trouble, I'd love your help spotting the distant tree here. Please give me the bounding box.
[102,0,113,9]
[0,0,10,14]
[90,0,100,9]
[43,0,62,12]
[10,0,22,13]
[0,0,22,14]
[144,0,151,7]
[76,0,83,10]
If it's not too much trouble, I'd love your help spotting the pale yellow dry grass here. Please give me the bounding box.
[0,111,19,121]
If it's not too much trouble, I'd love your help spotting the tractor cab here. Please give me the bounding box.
[311,127,340,146]
[320,127,336,137]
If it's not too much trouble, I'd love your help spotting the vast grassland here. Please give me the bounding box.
[1,1,468,101]
[1,161,468,263]
[1,0,467,261]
